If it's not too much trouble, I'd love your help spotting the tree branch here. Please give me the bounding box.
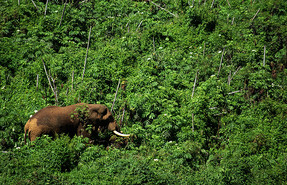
[191,70,199,133]
[31,0,39,11]
[251,8,260,22]
[82,26,92,81]
[149,1,178,18]
[44,0,49,16]
[59,0,67,27]
[42,58,58,104]
[111,79,121,113]
[217,47,225,77]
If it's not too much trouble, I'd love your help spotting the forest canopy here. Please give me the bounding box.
[0,0,287,184]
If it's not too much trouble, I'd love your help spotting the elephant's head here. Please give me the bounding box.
[87,104,130,137]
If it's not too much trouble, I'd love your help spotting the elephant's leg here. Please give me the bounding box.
[77,125,93,140]
[29,130,41,142]
[29,125,47,142]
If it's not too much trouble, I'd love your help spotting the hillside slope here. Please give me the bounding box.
[1,0,287,184]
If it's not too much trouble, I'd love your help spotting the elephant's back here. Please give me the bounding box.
[30,106,74,127]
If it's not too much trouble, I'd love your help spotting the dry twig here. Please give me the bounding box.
[251,8,260,22]
[82,26,92,81]
[217,47,225,76]
[59,0,67,27]
[31,0,39,11]
[111,79,121,113]
[191,70,199,132]
[42,58,58,104]
[149,1,178,17]
[44,0,49,16]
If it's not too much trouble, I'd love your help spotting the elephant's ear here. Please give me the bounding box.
[102,108,113,120]
[101,108,108,118]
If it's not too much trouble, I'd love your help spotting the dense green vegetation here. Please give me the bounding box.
[1,0,286,184]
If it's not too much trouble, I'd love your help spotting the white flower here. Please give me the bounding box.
[147,58,151,61]
[199,47,202,49]
[252,50,256,52]
[218,50,222,53]
[190,52,193,54]
[34,110,38,113]
[154,159,159,161]
[164,114,167,116]
[30,115,33,118]
[16,147,20,150]
[55,10,58,13]
[169,141,172,143]
[218,34,221,36]
[159,47,163,49]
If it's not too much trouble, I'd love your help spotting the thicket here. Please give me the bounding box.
[1,0,286,184]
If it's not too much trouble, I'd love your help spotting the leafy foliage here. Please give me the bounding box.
[1,0,287,183]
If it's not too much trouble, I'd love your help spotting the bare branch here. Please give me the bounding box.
[44,0,49,16]
[226,0,231,8]
[71,71,74,91]
[192,70,199,98]
[126,22,130,33]
[211,0,215,8]
[42,59,53,93]
[228,66,241,85]
[120,107,126,127]
[231,17,235,25]
[136,20,143,32]
[228,71,231,86]
[82,26,92,81]
[31,0,39,11]
[36,74,39,90]
[149,1,178,17]
[217,47,225,77]
[59,0,67,27]
[251,8,260,22]
[111,79,121,113]
[50,75,58,105]
[191,70,199,133]
[232,66,241,78]
[228,89,243,95]
[42,58,58,104]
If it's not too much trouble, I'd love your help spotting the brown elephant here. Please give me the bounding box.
[24,103,130,144]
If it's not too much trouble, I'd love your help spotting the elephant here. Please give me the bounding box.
[24,103,130,144]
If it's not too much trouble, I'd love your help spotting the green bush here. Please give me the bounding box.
[0,136,87,184]
[1,0,286,183]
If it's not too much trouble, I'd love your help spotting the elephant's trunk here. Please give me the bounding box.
[113,130,130,137]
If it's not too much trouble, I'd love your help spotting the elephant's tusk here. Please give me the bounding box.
[113,130,130,137]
